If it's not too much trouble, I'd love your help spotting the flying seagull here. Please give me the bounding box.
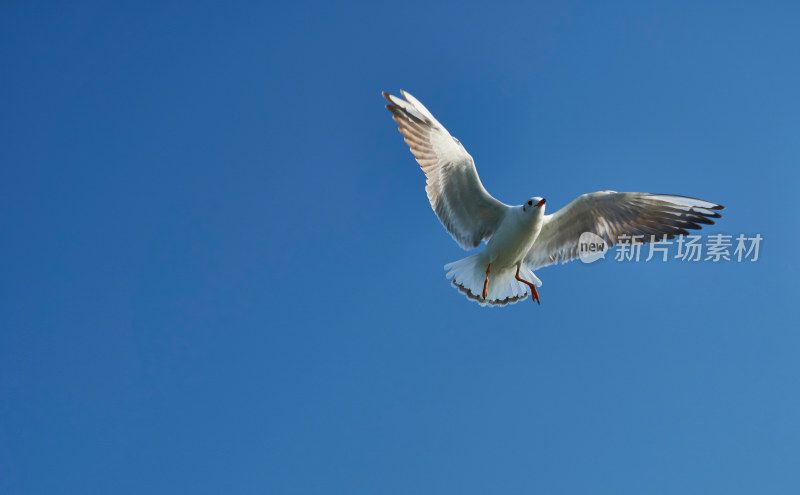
[383,90,724,307]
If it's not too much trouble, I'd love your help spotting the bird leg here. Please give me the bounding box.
[515,265,540,305]
[482,263,491,299]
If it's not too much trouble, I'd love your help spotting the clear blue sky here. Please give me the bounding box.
[2,1,799,493]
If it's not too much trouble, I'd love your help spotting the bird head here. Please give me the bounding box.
[522,197,546,214]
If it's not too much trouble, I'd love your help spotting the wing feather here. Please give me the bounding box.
[383,90,508,250]
[525,192,724,269]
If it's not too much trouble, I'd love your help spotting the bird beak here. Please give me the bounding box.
[536,198,546,207]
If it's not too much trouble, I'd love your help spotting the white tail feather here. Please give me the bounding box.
[444,254,542,307]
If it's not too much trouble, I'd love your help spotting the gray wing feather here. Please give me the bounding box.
[383,90,508,250]
[525,191,724,269]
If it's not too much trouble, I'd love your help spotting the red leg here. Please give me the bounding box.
[482,263,491,299]
[515,265,540,305]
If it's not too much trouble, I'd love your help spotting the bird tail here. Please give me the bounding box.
[444,254,542,307]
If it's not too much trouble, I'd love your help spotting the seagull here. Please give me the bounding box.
[383,90,724,307]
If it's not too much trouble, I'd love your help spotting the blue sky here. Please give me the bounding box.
[2,1,799,493]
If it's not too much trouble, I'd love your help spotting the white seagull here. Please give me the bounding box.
[383,90,724,307]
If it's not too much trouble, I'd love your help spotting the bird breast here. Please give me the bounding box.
[486,209,543,266]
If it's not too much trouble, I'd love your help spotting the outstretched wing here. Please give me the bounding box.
[383,90,509,250]
[525,192,724,269]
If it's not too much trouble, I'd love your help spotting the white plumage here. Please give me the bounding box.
[384,90,724,307]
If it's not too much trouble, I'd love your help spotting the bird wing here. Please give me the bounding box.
[383,90,509,250]
[525,192,724,269]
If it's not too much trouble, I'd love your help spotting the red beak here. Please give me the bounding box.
[536,198,546,207]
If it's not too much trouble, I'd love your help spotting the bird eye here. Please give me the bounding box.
[527,200,533,206]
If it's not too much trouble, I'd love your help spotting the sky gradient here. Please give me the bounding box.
[2,1,799,493]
